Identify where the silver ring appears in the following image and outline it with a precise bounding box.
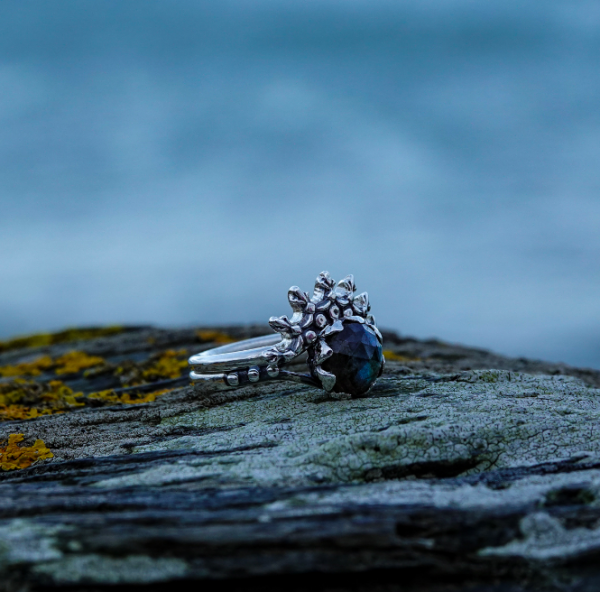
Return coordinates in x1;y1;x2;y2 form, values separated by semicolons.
189;271;385;396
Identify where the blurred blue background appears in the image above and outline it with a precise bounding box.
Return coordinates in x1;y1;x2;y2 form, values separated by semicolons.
1;0;599;367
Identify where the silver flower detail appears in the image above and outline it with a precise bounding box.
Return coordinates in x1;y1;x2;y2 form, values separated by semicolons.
263;271;383;391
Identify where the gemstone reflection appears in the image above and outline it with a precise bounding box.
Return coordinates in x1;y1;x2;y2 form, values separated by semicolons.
318;321;383;396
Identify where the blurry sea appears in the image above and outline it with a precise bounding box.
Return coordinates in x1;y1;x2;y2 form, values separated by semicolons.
1;1;599;367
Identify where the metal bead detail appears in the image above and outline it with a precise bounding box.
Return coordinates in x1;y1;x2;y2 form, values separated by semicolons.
248;366;260;382
315;314;327;328
304;330;317;343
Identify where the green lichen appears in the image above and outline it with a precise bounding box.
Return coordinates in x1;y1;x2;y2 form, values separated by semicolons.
32;554;188;584
93;370;600;490
0;519;66;567
480;512;600;560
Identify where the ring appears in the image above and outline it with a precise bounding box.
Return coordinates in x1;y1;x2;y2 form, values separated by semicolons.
189;271;385;396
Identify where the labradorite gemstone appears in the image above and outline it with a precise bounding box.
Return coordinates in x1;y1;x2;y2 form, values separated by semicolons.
321;321;383;396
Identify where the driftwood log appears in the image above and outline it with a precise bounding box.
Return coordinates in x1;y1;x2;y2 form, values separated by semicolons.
1;325;600;591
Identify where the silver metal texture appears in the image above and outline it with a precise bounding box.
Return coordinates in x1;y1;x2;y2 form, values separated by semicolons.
189;271;384;394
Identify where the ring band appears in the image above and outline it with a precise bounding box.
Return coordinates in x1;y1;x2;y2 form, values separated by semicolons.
189;271;385;396
189;335;316;388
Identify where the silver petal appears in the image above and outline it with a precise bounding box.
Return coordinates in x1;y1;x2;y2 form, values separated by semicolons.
315;299;331;312
312;271;335;303
273;336;304;362
288;286;310;312
276;334;293;351
283;349;299;362
352;304;365;316
290;336;304;353
313;338;333;365
314;365;336;391
345;315;366;324
323;319;344;336
299;314;314;330
352;292;369;316
262;348;279;363
336;274;356;294
368;323;383;343
354;292;369;307
269;315;292;333
289;311;304;325
374;326;383;343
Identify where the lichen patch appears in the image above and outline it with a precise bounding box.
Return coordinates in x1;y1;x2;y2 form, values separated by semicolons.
0;433;53;471
196;330;236;344
0;326;123;354
53;351;106;375
93;370;600;490
0;380;84;421
115;349;189;386
382;350;421;362
32;554;188;584
0;351;105;378
88;388;175;405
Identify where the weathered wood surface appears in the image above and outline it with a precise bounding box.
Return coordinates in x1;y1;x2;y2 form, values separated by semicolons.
1;326;600;592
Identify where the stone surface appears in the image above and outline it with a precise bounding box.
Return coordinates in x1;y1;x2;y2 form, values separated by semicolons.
1;325;600;591
320;321;383;395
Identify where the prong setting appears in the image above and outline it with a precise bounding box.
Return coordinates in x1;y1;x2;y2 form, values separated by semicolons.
265;271;384;395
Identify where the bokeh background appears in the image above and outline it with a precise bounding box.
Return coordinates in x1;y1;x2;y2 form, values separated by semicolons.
1;1;599;367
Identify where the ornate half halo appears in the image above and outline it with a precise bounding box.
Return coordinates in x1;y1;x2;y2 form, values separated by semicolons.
189;271;385;397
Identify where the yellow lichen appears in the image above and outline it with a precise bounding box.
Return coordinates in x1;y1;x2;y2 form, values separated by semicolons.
0;355;53;378
382;350;421;363
142;350;188;381
196;330;236;344
116;349;189;386
0;351;105;378
0;326;123;354
53;351;105;375
88;388;174;405
0;405;54;422
0;433;53;471
0;380;84;421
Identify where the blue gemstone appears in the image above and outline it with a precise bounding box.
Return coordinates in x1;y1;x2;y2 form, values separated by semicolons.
320;321;383;396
